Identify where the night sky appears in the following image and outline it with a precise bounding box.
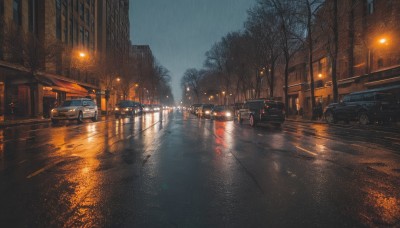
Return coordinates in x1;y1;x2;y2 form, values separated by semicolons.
129;0;255;102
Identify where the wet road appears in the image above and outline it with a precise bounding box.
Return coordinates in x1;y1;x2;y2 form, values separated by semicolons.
0;110;400;227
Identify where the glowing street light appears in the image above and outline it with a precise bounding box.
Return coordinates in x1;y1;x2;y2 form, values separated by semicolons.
318;73;323;78
79;52;87;58
116;77;121;82
379;38;387;44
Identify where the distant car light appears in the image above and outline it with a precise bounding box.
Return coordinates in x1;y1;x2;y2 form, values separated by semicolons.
124;108;130;111
115;107;119;111
225;112;232;117
205;110;210;115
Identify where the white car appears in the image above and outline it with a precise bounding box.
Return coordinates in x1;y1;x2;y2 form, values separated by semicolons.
51;98;98;124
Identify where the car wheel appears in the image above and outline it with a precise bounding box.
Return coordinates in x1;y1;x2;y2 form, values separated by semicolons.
77;112;83;123
273;123;281;128
91;112;98;122
249;115;256;127
51;119;58;124
325;111;337;124
237;114;243;124
359;112;370;125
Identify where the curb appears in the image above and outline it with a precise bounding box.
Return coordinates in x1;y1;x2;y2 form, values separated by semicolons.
285;118;327;125
0;119;51;129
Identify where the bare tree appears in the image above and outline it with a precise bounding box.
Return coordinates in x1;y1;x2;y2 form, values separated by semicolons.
260;0;303;116
181;68;203;103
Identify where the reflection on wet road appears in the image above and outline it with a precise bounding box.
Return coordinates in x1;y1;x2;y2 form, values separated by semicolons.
0;111;399;227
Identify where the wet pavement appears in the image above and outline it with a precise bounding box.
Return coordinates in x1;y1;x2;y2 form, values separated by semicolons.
0;110;399;227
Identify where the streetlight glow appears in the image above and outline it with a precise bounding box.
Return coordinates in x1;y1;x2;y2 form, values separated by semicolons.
379;38;387;44
79;52;86;58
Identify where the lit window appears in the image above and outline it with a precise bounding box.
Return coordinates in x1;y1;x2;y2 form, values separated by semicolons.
13;0;21;25
368;0;374;14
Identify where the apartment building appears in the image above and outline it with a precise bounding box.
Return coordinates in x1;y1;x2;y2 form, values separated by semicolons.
287;0;400;116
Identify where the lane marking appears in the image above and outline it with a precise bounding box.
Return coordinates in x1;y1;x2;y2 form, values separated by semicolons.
18;160;27;165
26;160;64;179
295;146;317;156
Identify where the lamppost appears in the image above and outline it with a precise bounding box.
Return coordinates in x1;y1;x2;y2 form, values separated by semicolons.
367;36;389;74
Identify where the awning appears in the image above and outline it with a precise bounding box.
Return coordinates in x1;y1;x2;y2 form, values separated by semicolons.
51;78;88;95
37;75;89;96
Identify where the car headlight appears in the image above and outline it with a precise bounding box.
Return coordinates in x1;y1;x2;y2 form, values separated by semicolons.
51;109;57;113
125;108;130;111
225;112;232;117
144;108;149;111
115;107;119;111
68;109;76;112
205;110;210;115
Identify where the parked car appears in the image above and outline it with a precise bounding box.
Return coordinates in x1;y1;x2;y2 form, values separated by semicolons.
51;98;98;124
142;104;153;113
324;90;399;125
237;99;285;127
211;105;234;121
190;104;202;115
198;104;214;118
114;100;142;118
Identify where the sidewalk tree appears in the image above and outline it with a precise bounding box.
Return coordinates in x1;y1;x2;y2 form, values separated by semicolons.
181;68;203;103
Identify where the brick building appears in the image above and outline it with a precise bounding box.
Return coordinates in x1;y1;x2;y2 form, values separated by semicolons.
0;0;131;118
287;0;400;117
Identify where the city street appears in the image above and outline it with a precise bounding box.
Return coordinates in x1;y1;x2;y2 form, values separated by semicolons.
0;110;400;227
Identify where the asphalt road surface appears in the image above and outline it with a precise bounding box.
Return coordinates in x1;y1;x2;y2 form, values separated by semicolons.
0;110;399;227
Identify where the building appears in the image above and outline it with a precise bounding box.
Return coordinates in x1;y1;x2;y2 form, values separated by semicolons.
286;0;400;117
0;0;100;119
97;0;130;112
0;0;132;118
131;45;154;104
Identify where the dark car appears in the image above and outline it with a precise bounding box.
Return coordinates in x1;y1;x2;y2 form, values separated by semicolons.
324;90;398;125
190;104;202;115
115;100;142;118
211;105;234;121
198;104;214;118
237;99;285;127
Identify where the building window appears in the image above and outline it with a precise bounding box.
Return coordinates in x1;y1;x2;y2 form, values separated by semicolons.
80;2;84;20
0;0;4;16
377;58;383;68
80;26;84;45
56;0;62;39
13;0;21;25
64;17;68;43
86;8;90;26
28;0;37;33
70;18;73;44
75;20;79;45
85;30;89;47
368;0;374;14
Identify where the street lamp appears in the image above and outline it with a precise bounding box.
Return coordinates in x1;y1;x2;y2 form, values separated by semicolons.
79;52;87;58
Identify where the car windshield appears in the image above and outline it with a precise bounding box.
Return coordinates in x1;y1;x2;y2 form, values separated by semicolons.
375;93;395;102
60;100;82;107
266;102;284;109
117;101;133;107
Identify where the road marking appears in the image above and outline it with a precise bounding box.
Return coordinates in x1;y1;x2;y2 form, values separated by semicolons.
295;146;317;156
26;160;64;179
384;136;400;141
18;160;27;165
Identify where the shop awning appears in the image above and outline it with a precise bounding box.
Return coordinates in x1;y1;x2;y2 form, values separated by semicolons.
50;78;88;95
37;75;89;96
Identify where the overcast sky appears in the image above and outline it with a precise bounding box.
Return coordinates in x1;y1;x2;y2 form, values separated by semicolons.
129;0;255;102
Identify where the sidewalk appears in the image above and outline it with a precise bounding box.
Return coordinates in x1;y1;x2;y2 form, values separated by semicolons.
286;115;327;125
0;117;51;129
